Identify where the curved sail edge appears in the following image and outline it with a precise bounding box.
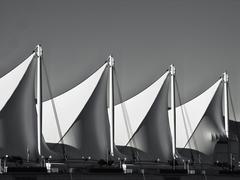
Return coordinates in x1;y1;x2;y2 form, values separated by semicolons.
0;53;35;111
0;58;38;161
42;63;107;143
184;83;225;155
168;79;222;149
60;67;111;160
114;71;170;146
125;75;172;161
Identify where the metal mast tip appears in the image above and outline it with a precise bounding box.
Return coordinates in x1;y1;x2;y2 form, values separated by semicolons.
108;55;114;67
35;45;43;57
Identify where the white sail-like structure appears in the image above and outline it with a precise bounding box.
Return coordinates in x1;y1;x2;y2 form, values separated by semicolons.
114;70;225;157
168;79;222;149
0;53;40;160
0;54;34;111
168;78;226;156
42;63;107;143
114;71;169;146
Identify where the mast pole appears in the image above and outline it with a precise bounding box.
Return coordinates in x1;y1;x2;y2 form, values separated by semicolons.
36;44;43;157
223;72;229;138
108;55;115;157
170;64;176;170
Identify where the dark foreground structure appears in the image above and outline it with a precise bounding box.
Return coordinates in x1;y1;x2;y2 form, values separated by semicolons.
1;169;240;180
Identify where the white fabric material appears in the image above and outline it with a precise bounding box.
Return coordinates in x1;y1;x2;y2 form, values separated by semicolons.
0;54;34;111
113;71;169;146
168;79;222;148
42;63;107;143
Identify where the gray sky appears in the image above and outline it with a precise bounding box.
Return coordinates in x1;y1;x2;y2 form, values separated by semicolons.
0;0;240;119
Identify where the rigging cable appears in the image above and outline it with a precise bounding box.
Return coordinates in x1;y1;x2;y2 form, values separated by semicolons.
175;78;196;162
113;67;133;146
41;57;67;160
113;67;140;161
113;67;146;180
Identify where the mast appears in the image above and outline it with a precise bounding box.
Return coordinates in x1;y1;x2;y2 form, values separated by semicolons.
170;64;176;169
108;55;115;157
36;44;43;156
223;72;229;138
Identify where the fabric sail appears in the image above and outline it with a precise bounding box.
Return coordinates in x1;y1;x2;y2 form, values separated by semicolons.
124;72;172;162
42;63;107;144
114;71;170;147
56;65;116;160
0;53;39;161
184;82;225;155
170;79;225;156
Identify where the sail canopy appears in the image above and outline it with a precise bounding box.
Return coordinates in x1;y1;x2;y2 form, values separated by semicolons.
169;79;225;155
113;71;172;161
0;54;34;111
0;53;39;160
126;72;172;161
57;65;113;159
42;63;107;143
114;71;170;146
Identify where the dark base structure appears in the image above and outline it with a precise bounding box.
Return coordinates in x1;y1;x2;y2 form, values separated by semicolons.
1;160;240;180
2;170;240;180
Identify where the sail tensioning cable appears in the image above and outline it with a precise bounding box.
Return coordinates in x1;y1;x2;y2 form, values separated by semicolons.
113;67;133;146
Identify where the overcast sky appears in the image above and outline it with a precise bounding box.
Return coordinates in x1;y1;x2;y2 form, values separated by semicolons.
0;0;240;119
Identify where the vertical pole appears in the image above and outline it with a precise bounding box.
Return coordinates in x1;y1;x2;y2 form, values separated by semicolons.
108;55;115;157
170;64;176;170
36;45;43;157
223;72;229;138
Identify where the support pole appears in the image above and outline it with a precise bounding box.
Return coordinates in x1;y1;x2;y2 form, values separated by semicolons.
170;64;176;170
36;45;43;157
108;55;115;157
223;72;229;138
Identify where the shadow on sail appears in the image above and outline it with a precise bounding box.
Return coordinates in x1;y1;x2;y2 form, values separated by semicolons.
122;72;173;162
0;51;62;162
0;55;38;161
184;82;225;155
177;79;226;164
42;63;107;144
55;66;123;160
